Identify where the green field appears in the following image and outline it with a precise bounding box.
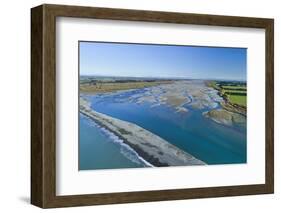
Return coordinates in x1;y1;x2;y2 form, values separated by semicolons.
227;94;246;107
221;85;246;107
207;81;247;107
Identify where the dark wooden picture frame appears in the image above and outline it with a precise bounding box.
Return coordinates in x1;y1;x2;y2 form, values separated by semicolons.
31;4;274;208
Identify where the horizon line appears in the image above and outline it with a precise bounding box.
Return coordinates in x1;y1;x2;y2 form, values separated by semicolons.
80;74;247;82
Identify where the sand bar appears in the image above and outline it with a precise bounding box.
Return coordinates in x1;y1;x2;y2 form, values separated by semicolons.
80;98;205;167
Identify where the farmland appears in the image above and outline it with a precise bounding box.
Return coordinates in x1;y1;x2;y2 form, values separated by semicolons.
80;76;172;94
221;85;247;107
207;81;247;108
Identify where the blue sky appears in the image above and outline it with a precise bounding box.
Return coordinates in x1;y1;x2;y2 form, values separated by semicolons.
79;41;247;81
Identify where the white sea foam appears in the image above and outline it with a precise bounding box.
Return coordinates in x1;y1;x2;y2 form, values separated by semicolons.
83;115;154;167
99;126;154;168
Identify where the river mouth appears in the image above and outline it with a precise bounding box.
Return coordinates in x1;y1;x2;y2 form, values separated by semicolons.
80;80;247;170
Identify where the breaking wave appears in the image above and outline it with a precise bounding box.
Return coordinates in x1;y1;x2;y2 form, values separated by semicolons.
84;115;154;168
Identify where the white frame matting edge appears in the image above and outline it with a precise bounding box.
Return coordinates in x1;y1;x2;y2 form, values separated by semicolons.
56;17;265;196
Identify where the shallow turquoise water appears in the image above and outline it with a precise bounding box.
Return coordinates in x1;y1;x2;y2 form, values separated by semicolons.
79;114;147;170
79;88;246;170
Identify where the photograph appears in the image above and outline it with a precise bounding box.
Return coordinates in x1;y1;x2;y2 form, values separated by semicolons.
30;3;274;208
79;41;247;170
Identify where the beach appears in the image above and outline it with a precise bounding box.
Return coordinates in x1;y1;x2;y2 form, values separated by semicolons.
80;97;206;167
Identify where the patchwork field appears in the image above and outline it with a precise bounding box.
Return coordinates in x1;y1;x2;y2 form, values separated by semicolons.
221;85;247;107
208;81;247;108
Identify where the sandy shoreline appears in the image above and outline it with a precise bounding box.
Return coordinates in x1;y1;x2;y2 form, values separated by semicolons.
80;97;205;167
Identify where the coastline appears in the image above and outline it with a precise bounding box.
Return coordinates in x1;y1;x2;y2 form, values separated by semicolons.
82;115;154;168
80;97;206;167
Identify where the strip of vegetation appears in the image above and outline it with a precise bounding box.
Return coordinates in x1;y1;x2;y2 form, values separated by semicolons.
221;86;246;91
80;78;172;94
224;92;246;96
207;80;247;109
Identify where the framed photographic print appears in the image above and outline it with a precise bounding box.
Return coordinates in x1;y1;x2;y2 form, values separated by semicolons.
31;4;274;208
